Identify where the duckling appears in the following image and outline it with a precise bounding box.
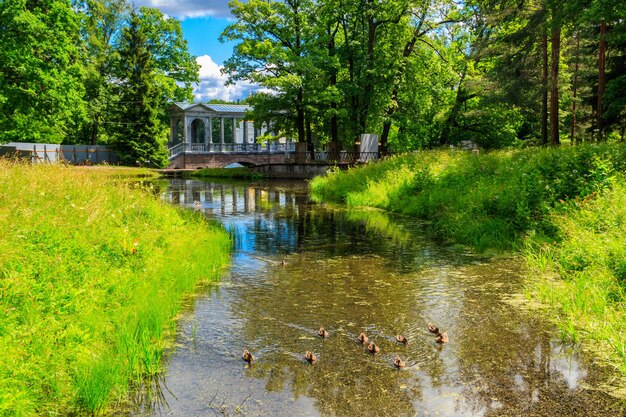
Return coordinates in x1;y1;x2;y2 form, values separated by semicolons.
305;351;317;365
435;332;449;344
358;332;368;345
318;327;329;338
280;259;286;267
428;323;439;334
242;349;254;363
367;342;380;355
393;356;406;369
396;335;409;345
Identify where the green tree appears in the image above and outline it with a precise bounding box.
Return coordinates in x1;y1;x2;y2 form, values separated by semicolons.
112;11;166;167
0;0;85;143
111;7;198;167
74;0;129;145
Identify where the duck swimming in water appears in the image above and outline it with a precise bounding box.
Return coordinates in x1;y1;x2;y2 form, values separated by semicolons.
305;351;317;364
318;327;329;338
436;332;449;344
242;349;254;363
428;323;439;334
368;342;380;355
358;332;368;345
396;335;409;345
393;356;406;369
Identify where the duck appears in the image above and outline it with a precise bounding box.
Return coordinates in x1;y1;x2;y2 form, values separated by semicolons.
428;323;439;334
436;332;449;344
393;356;406;369
318;327;329;338
396;335;409;345
280;259;286;267
367;342;380;355
358;332;368;345
242;349;254;363
305;351;317;365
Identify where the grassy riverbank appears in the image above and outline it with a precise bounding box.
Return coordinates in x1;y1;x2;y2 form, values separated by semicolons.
186;167;267;179
0;161;230;416
310;143;626;373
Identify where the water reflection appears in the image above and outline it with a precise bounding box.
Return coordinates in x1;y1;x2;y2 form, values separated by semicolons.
139;179;623;417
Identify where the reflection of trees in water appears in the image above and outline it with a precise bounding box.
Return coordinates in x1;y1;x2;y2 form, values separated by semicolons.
449;262;621;417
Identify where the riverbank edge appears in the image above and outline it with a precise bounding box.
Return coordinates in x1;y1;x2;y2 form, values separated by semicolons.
0;162;231;416
309;144;626;379
183;167;268;180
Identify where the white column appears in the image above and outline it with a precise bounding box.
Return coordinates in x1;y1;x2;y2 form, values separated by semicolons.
183;116;190;144
204;117;210;147
220;117;225;145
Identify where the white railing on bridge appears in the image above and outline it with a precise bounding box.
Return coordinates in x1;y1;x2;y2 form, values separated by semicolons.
169;142;296;159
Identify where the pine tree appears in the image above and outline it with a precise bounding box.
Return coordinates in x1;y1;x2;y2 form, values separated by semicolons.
112;11;167;167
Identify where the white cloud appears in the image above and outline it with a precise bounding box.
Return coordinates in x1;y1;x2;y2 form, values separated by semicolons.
133;0;232;19
194;55;271;102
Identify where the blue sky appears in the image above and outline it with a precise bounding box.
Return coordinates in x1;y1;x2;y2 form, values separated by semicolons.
134;0;261;102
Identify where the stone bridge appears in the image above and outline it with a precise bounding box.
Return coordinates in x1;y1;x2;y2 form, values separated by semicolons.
166;143;380;178
167;142;299;169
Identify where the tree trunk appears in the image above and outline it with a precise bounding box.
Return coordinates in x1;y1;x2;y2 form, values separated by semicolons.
440;71;468;145
379;18;423;151
570;33;580;145
91;114;99;145
296;88;305;143
550;25;560;146
305;112;314;160
541;25;549;146
597;20;606;141
328;25;339;147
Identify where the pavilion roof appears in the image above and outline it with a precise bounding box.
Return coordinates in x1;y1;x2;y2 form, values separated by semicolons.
172;102;252;114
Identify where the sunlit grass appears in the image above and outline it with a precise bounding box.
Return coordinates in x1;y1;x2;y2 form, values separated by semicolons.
525;182;626;373
0;161;230;415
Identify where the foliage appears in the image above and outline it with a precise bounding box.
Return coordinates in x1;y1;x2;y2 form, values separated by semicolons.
310;143;626;251
0;1;198;165
111;11;167;167
0;161;230;415
0;0;86;143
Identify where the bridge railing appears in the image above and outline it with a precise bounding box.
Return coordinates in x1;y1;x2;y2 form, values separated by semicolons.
169;142;297;159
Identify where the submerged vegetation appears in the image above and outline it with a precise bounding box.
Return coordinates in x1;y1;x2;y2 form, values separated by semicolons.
0;161;230;415
310;143;626;373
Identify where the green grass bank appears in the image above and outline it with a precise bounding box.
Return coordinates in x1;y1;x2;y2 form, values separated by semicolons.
0;161;230;416
185;167;267;179
310;143;626;373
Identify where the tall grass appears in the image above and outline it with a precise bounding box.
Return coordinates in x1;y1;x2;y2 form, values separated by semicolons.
525;182;626;373
0;161;230;416
311;144;626;251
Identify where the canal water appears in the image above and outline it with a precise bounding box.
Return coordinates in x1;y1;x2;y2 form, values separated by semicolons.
137;178;624;416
